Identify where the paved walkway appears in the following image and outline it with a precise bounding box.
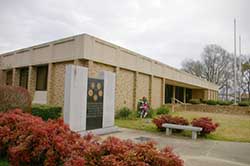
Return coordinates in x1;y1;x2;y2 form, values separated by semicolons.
101;128;250;166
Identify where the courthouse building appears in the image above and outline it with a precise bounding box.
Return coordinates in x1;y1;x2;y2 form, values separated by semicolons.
0;34;218;110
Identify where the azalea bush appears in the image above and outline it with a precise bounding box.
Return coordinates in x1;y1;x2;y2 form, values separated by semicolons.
152;115;189;131
0;109;183;166
0;85;31;113
191;117;219;136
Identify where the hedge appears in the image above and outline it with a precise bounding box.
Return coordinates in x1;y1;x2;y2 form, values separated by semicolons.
156;105;170;115
217;100;232;106
206;100;217;105
188;99;200;104
32;104;62;120
238;101;250;107
0;109;184;166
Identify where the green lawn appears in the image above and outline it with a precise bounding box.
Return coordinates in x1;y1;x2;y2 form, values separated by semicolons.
115;111;250;142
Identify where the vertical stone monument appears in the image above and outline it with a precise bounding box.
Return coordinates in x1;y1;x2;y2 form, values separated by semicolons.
63;65;117;135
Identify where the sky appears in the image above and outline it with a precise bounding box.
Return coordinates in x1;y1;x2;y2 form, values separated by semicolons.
0;0;249;69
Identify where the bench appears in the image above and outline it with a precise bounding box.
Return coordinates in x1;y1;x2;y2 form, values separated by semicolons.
162;123;202;140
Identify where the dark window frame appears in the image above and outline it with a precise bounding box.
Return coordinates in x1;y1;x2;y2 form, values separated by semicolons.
36;65;48;91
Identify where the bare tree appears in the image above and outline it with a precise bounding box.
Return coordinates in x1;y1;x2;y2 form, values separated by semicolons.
182;44;232;91
241;56;250;101
181;59;204;78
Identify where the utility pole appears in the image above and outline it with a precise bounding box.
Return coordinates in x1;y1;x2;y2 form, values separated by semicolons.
234;19;237;104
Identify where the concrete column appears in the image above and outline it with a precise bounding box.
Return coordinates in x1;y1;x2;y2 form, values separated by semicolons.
47;63;53;104
64;65;88;132
184;87;186;103
162;78;165;105
12;68;15;86
99;71;116;128
28;66;36;99
149;75;153;104
28;66;32;92
134;71;139;110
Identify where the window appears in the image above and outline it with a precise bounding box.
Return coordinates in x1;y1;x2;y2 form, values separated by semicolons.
165;84;173;103
186;88;192;103
19;68;29;88
176;86;184;102
36;66;48;91
6;70;12;85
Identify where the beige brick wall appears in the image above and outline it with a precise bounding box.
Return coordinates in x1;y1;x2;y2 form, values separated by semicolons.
192;89;204;100
115;68;135;110
151;76;162;109
88;61;115;78
137;73;150;102
51;61;73;106
193;89;218;100
74;59;88;66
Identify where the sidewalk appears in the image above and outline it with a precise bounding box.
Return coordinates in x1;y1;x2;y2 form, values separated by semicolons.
101;128;250;166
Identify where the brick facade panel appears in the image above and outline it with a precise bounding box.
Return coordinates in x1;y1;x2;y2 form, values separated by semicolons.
115;69;135;111
51;61;73;106
137;73;150;102
151;77;162;109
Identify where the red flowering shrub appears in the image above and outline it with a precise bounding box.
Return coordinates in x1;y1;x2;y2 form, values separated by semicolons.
0;109;84;165
0;85;31;113
152;115;189;131
0;109;184;166
191;117;219;136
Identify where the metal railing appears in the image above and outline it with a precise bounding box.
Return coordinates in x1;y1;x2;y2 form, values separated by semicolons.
171;98;186;112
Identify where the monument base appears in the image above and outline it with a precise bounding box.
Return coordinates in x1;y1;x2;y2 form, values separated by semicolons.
79;126;119;136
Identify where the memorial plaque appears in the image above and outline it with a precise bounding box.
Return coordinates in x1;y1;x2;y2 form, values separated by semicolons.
86;78;104;130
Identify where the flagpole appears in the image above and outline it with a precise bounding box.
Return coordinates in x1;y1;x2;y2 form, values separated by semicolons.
234;19;237;104
239;35;242;102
